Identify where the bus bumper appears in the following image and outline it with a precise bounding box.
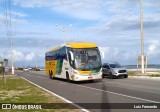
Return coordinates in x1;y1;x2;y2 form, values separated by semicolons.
72;74;102;81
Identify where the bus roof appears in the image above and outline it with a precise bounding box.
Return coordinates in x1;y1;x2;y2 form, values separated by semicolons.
46;42;97;53
66;42;97;48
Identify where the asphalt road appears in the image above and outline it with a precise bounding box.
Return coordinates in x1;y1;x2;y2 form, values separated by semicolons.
16;71;160;112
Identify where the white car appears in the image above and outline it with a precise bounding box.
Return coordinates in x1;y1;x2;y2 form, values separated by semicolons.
23;68;29;72
102;62;128;79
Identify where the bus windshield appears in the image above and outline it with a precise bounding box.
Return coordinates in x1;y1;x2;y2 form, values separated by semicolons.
71;48;101;70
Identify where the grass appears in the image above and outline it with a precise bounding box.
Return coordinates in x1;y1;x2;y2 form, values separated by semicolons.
0;72;12;75
128;71;160;77
0;77;80;112
149;74;160;77
128;71;137;76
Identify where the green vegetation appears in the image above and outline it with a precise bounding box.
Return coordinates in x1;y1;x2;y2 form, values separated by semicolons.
149;74;160;77
128;71;137;76
0;77;80;112
128;71;160;77
0;71;11;75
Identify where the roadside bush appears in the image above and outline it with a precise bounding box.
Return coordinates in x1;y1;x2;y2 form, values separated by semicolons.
0;67;4;74
150;74;160;77
17;67;24;71
128;71;136;76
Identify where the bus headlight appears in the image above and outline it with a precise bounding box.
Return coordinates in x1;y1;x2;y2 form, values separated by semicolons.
73;70;78;74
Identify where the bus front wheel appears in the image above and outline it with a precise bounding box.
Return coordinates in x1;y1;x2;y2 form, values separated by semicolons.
66;72;71;83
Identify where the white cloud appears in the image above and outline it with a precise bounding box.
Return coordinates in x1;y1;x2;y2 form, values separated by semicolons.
13;0;51;8
12;0;160;30
13;50;24;61
6;50;35;61
13;0;104;20
99;47;110;55
99;47;120;60
25;52;34;61
123;52;137;61
0;14;27;25
99;46;138;64
147;40;160;58
11;11;27;17
7;0;160;65
149;44;156;52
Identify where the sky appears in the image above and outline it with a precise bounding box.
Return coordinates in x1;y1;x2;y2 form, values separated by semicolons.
0;0;160;67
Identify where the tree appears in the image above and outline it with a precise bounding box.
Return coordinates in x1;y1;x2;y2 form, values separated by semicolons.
3;59;8;67
0;61;3;67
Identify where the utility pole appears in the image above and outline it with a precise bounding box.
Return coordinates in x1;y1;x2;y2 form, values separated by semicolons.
140;0;145;73
9;34;14;74
34;42;38;69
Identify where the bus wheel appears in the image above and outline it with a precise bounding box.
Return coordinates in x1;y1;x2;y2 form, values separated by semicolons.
49;71;53;79
66;72;71;83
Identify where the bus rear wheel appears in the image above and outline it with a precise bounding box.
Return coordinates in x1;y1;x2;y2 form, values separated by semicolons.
49;71;53;79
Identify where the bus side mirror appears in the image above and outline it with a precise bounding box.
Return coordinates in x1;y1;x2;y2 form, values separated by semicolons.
100;50;105;59
69;51;74;61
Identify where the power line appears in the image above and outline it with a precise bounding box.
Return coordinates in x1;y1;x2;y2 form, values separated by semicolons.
2;0;14;74
8;0;12;35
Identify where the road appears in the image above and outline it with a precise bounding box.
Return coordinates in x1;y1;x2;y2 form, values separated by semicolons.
16;71;160;112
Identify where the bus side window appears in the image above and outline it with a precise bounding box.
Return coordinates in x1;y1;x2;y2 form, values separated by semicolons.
62;47;67;60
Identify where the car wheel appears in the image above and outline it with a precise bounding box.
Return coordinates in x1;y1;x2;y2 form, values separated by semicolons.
124;75;128;78
109;72;114;79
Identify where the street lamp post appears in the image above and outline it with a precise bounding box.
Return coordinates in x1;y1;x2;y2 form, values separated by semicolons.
9;34;14;74
55;24;72;44
55;24;66;44
140;0;145;73
34;42;38;69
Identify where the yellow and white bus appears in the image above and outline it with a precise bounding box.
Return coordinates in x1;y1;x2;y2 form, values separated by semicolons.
45;42;102;82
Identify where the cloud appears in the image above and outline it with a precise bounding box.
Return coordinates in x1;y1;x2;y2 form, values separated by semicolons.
0;14;27;25
13;50;24;61
13;0;104;20
5;50;35;61
6;0;160;66
25;52;34;61
12;0;160;31
11;11;27;17
99;46;138;64
13;0;51;8
147;40;160;58
12;0;136;21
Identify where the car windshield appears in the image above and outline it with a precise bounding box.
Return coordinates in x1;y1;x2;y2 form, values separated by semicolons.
109;63;122;68
72;48;101;70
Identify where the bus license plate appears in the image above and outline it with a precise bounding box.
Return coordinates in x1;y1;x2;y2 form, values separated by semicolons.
88;76;93;79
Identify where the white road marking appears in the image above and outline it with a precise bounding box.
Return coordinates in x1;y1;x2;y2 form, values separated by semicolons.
21;72;160;103
20;76;89;112
73;84;160;103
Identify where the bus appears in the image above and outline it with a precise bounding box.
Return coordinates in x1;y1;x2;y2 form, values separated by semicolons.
45;42;103;82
